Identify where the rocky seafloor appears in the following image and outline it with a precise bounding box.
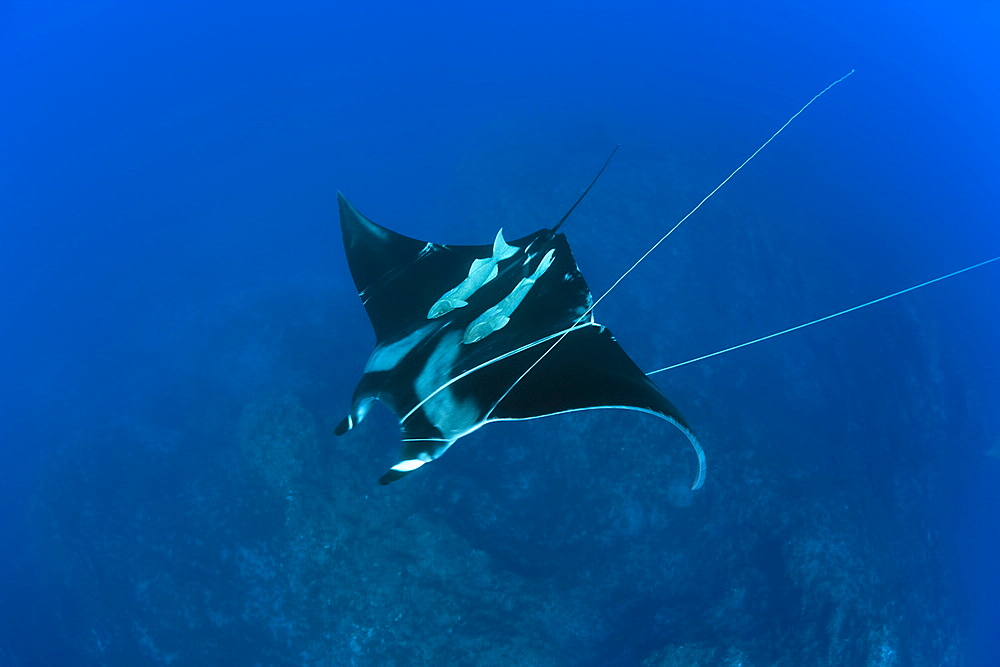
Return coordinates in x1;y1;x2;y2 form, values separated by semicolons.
31;294;967;666
24;153;973;665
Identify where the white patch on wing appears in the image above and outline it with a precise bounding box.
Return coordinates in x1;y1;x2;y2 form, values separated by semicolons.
403;322;597;425
362;220;391;243
414;331;480;439
365;324;435;373
390;459;426;472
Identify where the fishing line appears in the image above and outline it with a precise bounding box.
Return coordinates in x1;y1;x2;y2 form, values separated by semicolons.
646;254;1000;375
491;70;856;416
588;69;855;317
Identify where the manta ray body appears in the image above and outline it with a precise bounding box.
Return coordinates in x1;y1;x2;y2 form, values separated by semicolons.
334;192;706;489
332;72;1000;493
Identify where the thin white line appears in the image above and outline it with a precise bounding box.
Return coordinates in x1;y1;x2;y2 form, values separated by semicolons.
402;322;596;424
647;254;1000;374
487;404;706;490
592;69;856;320
488;70;856;418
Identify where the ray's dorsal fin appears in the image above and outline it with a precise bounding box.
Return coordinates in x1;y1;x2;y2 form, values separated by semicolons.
551;144;620;233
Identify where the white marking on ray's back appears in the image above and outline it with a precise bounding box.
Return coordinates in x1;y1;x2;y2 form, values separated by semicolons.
401;321;595;426
414;331;481;440
364;324;437;373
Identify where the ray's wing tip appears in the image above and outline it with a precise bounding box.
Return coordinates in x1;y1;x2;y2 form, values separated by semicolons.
338;191;364;224
378;469;407;485
337;191;352;213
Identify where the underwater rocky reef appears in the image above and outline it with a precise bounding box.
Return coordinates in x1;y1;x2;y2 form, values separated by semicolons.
30;276;966;666
25;151;971;666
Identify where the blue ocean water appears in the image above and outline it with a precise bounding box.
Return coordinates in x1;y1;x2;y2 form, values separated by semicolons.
2;1;998;665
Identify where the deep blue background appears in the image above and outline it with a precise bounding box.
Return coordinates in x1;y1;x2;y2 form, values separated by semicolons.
2;1;998;665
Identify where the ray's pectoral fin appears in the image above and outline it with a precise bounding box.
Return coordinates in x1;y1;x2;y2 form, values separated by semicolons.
487;323;707;490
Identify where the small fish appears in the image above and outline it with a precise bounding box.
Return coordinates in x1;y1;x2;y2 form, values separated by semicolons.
463;248;556;344
427;229;518;319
